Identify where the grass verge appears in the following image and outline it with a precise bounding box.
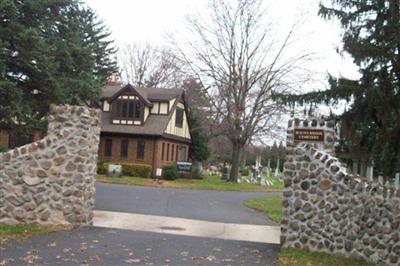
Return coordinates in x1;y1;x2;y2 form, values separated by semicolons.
244;196;282;223
0;224;69;241
96;174;281;192
278;248;375;266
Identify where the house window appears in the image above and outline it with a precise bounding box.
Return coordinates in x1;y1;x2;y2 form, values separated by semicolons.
116;99;141;120
162;142;165;161
166;143;170;161
175;108;184;128
137;140;145;160
171;144;175;161
120;139;128;158
105;139;112;157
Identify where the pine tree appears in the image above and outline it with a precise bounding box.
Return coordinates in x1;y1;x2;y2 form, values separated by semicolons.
0;0;117;131
188;108;210;162
278;0;400;177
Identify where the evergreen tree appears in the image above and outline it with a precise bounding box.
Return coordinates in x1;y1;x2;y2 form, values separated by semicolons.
188;108;210;162
278;0;400;177
0;0;117;131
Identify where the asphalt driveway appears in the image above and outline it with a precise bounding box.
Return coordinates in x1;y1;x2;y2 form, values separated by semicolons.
95;183;281;225
0;227;280;265
0;184;281;265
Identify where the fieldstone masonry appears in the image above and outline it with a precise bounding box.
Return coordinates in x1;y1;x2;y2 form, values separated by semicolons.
282;118;400;265
0;105;101;225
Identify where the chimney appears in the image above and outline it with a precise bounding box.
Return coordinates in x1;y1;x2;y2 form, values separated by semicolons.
108;73;119;86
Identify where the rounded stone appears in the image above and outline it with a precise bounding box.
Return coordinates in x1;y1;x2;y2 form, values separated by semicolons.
23;176;43;186
319;179;332;190
37;170;48;178
283;190;293;197
65;162;77;172
300;181;310;191
293;199;302;210
302;203;312;212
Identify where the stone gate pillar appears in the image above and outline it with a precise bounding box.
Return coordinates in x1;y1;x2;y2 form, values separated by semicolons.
0;105;101;225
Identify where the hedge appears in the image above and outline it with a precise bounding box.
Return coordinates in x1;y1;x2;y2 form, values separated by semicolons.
121;163;152;178
97;162;152;178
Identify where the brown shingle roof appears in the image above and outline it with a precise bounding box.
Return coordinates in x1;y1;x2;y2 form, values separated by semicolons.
101;112;170;136
101;84;182;102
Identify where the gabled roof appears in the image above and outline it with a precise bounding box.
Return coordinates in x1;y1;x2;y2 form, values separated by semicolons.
108;84;152;106
99;84;189;140
101;84;183;103
101;112;169;136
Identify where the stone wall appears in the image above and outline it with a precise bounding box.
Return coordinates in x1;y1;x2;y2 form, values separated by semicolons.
282;119;400;265
0;105;101;225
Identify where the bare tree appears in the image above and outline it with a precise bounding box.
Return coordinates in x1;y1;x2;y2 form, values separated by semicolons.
171;0;312;181
119;43;185;88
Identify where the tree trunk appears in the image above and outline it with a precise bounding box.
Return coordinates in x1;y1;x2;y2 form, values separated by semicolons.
229;141;241;182
240;148;247;169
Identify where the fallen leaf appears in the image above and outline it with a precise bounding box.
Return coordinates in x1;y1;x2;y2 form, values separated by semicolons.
180;251;189;257
206;255;216;261
63;248;72;253
125;258;141;264
48;242;57;247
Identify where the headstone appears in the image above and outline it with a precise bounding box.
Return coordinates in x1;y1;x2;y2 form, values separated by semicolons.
395;172;399;189
107;164;122;177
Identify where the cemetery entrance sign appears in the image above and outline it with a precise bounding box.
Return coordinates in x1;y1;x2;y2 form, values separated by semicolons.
294;128;324;142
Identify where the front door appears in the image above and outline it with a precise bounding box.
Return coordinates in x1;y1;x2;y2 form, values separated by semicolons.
177;145;187;161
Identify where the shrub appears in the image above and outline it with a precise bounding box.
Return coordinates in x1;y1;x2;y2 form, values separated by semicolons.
0;146;7;153
97;162;108;175
240;168;250;176
162;165;178;180
121;163;151;178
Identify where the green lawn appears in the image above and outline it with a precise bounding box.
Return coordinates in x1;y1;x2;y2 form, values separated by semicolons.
96;174;282;192
0;224;68;241
244;196;282;223
279;248;375;266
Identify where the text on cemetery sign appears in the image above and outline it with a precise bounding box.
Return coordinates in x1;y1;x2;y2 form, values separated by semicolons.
294;129;324;142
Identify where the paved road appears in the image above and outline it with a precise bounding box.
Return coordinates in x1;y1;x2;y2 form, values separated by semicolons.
0;227;280;266
95;183;281;225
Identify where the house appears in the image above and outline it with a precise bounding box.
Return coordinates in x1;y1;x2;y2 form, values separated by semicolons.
98;83;192;177
0;130;42;150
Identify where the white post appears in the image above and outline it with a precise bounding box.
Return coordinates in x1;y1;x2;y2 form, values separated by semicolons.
366;160;374;182
378;175;384;185
395;172;399;189
275;159;280;177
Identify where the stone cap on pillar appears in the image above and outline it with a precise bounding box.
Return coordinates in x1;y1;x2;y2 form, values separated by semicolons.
286;118;335;155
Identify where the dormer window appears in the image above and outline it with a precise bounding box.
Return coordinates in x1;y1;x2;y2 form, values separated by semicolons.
116;99;141;119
